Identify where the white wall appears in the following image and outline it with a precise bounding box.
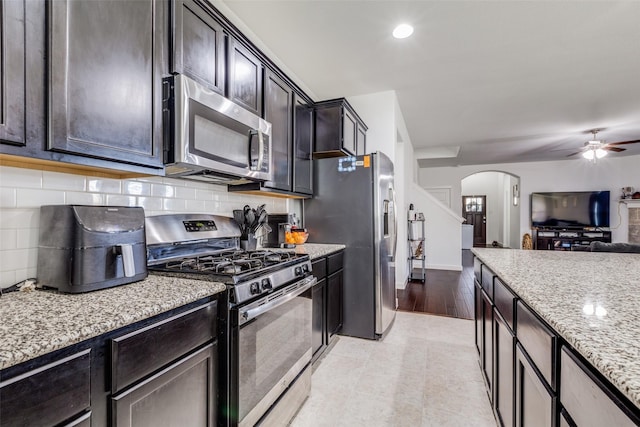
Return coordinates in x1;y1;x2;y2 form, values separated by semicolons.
419;154;640;243
0;166;291;288
347;91;397;162
461;171;521;247
462;172;502;246
409;183;464;271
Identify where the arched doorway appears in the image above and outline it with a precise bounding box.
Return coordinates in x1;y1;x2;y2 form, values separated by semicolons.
461;171;521;248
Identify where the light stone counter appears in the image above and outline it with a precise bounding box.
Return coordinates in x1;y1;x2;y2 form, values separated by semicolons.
268;243;345;260
291;243;345;260
472;248;640;409
0;275;226;370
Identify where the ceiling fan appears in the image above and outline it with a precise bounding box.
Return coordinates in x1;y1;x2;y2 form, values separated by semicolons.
568;130;640;161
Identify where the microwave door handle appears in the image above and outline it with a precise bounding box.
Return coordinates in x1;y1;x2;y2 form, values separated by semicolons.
248;130;265;172
257;130;265;171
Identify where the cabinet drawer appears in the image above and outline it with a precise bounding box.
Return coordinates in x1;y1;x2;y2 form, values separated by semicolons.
473;257;482;284
560;347;638;426
111;301;216;393
312;257;327;279
0;349;91;427
327;251;344;275
494;277;516;331
516;301;557;390
481;264;494;299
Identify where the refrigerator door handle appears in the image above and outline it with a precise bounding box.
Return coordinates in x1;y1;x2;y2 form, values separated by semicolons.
390;186;398;261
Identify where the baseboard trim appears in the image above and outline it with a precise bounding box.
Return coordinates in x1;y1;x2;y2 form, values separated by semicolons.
426;264;463;272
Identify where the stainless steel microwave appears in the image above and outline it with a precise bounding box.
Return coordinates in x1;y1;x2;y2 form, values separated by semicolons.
164;74;272;184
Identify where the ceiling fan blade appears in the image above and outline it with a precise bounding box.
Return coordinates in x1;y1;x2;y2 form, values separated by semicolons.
608;139;640;146
604;146;626;152
566;151;583;157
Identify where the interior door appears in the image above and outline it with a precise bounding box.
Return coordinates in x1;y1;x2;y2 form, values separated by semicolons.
463;195;487;247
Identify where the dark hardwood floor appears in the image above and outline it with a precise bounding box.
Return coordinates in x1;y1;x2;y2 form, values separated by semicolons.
397;250;474;320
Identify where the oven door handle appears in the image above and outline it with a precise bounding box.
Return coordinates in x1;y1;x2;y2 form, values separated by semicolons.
241;277;316;323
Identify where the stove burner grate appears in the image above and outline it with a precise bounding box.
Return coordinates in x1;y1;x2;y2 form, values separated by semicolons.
161;249;298;275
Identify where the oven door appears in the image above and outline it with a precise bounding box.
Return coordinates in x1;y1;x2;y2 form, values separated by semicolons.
233;276;314;427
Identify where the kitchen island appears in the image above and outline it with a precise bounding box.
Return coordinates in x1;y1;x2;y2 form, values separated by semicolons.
472;247;640;424
0;275;226;370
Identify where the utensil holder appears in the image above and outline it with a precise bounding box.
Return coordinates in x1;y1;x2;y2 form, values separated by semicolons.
240;234;257;251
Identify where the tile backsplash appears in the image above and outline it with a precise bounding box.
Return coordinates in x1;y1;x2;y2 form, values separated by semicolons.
0;165;291;288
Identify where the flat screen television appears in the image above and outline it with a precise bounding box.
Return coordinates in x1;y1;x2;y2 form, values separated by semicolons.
530;191;610;229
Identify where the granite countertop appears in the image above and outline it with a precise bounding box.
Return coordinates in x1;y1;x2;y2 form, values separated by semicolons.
270;243;346;260
472;248;640;409
0;276;226;370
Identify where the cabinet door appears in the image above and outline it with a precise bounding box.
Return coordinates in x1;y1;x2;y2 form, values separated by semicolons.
48;0;165;168
293;93;313;195
515;344;555;427
172;0;225;94
228;37;262;116
0;0;26;146
0;349;91;427
474;281;483;356
494;312;515;427
312;278;327;358
342;108;357;155
327;270;343;338
482;289;493;399
356;123;366;155
560;347;638;427
112;343;216;427
263;69;292;191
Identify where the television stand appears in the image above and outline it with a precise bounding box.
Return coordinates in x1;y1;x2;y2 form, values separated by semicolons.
533;229;612;251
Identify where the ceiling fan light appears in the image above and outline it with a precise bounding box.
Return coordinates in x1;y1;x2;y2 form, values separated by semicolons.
595;148;607;159
582;150;595;160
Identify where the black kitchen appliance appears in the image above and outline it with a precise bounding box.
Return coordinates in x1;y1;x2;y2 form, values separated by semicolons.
145;214;314;427
263;213;295;248
37;205;148;293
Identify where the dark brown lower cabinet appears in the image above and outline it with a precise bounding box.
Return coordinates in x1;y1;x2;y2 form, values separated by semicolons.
494;311;515;427
515;344;555;427
327;269;343;338
482;289;493;399
559;409;573;427
111;343;216;427
474;281;483;356
312;277;327;359
0;349;91;427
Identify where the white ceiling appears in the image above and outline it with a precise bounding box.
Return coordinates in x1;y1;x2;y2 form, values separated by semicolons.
220;0;640;167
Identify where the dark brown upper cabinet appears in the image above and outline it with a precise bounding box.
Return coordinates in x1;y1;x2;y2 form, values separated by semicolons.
314;98;367;158
171;0;225;95
48;0;166;169
227;37;263;117
293;93;313;195
0;0;27;146
263;69;293;191
356;122;367;155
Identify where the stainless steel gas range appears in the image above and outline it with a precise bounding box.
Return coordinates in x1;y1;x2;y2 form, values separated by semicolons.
146;214;314;427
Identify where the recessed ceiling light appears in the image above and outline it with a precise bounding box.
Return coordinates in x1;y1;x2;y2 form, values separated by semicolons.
392;23;414;39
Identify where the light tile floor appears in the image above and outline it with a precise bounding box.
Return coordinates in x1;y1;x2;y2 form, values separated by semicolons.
291;312;497;427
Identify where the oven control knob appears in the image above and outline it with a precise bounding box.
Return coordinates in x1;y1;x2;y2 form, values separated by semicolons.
302;264;309;273
295;266;303;276
261;279;272;291
250;282;261;295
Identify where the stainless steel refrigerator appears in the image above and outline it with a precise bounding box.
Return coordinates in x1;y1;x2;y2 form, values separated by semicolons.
305;151;397;340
